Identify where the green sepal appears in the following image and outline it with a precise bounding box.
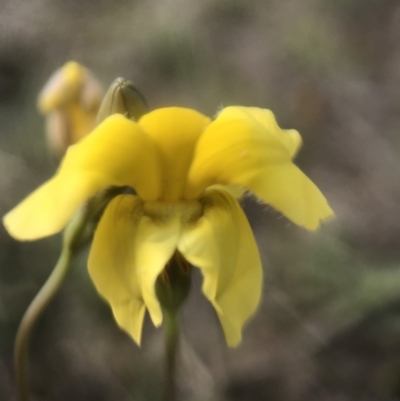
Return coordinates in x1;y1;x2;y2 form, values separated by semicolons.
155;252;191;312
96;78;149;124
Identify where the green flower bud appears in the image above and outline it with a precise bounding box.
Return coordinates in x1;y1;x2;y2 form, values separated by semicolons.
155;252;191;312
96;78;149;124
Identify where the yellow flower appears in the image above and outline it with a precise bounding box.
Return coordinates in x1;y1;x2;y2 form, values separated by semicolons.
38;61;104;157
3;107;333;346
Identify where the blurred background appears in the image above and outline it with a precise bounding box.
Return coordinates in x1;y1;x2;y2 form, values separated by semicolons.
1;0;400;400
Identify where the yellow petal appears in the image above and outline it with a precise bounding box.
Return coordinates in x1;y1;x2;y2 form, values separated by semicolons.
45;111;70;156
38;61;84;113
139;108;211;201
88;195;181;345
38;62;104;157
187;106;333;230
59;103;97;145
79;67;104;112
178;188;262;347
247;163;333;230
207;184;246;199
239;107;302;157
3;173;106;241
3;114;161;240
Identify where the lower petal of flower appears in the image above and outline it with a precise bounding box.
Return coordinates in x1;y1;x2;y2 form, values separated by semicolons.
178;188;262;347
88;194;181;345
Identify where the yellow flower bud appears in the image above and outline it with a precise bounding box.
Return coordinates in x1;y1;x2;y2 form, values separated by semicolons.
38;61;104;158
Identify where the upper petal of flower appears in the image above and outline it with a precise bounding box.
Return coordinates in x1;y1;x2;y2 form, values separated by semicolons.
187;106;333;230
38;61;85;113
139;107;211;201
3;114;161;240
239;107;302;157
88;194;182;345
178;188;262;347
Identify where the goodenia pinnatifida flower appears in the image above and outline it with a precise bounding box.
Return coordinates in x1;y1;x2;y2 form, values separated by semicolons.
3;106;333;347
38;61;104;157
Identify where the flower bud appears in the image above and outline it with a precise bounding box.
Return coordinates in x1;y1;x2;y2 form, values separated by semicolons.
38;61;104;158
155;252;191;312
96;78;149;124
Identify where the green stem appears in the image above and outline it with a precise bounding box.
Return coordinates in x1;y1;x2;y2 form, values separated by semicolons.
164;309;180;401
14;245;73;401
13;187;126;401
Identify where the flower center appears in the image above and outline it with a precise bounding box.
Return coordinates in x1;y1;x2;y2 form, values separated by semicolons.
143;199;203;224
